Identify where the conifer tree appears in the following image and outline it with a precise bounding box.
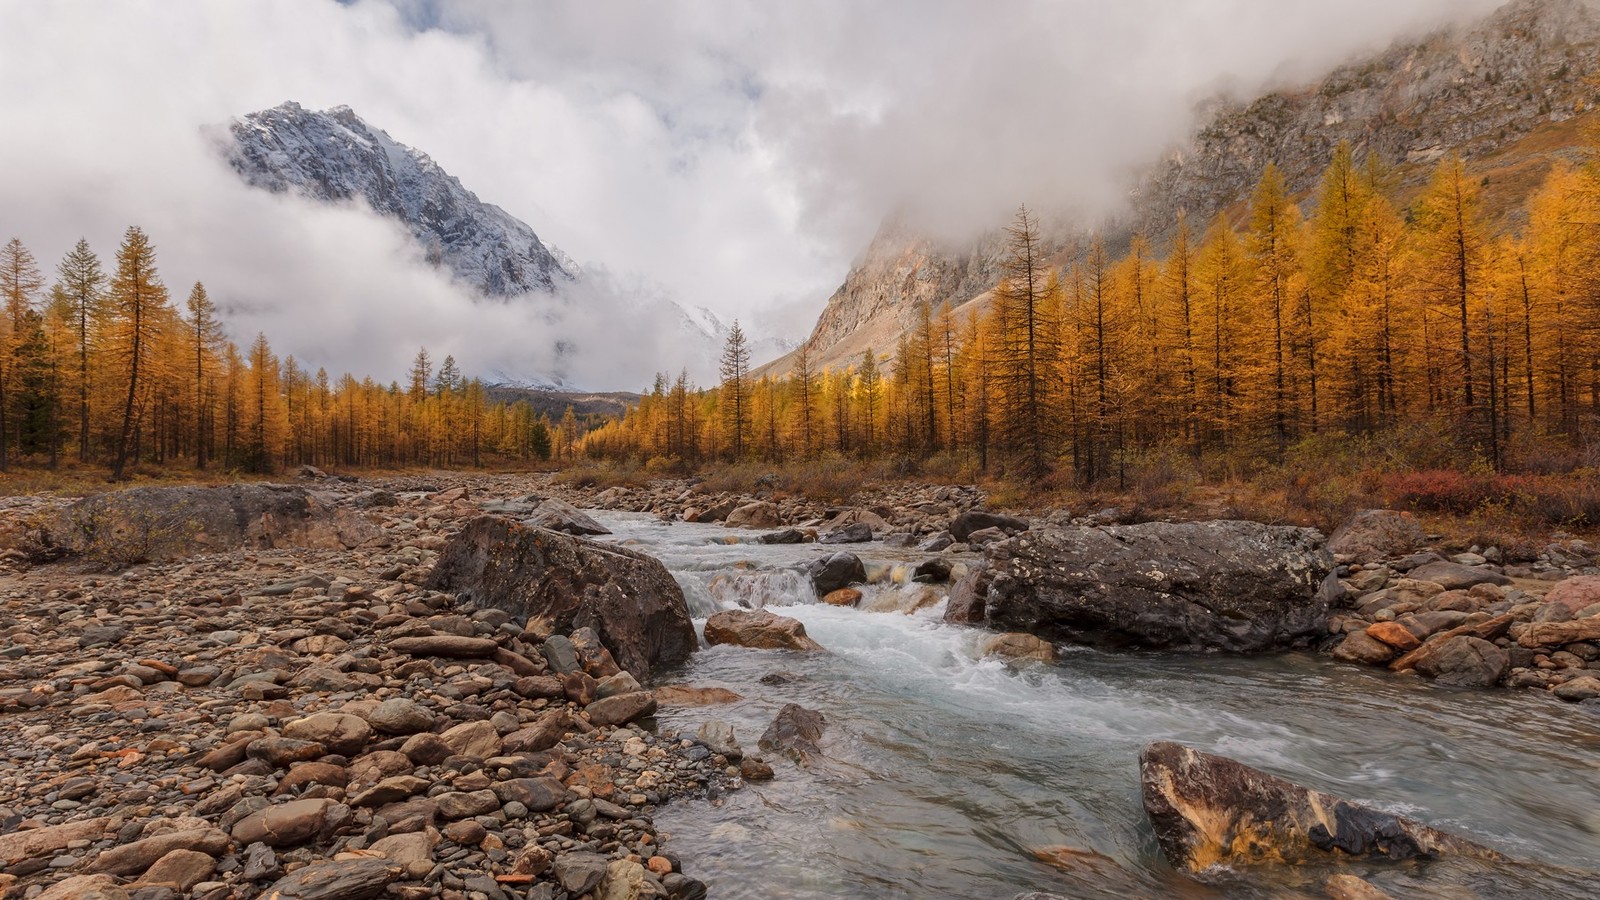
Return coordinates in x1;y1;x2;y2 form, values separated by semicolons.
106;226;169;481
49;239;106;463
719;321;751;459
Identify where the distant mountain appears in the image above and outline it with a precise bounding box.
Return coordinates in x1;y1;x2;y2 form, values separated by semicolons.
772;0;1600;376
224;101;577;296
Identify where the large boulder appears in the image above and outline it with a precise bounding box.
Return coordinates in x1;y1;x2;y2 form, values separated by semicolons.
34;484;376;565
1411;635;1509;688
523;498;610;536
1140;741;1499;873
703;609;824;651
952;522;1332;652
1406;561;1511;590
1325;509;1425;564
425;516;697;680
725;501;783;529
807;551;866;596
950;510;1029;543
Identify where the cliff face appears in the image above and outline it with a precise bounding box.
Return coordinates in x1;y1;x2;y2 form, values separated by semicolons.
778;0;1600;374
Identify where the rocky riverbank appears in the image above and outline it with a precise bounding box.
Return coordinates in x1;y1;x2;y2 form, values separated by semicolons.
2;470;1597;899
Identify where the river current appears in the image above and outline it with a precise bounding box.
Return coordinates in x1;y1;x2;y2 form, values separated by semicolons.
588;511;1600;899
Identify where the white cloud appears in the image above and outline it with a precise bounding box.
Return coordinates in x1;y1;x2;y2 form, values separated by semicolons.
0;0;1507;389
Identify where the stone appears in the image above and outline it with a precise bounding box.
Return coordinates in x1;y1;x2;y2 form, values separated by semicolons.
654;685;742;706
758;528;806;545
399;732;453;766
42;483;376;564
944;567;988;625
231;799;345;847
585;691;659;726
366;698;434;735
595;670;642;698
553;852;610;895
704;609;825;651
960;521;1332;652
739;757;775;781
1139;741;1499;873
1412;635;1510;688
1406;561;1511;590
368;831;438;867
822;587;862;607
1545;576;1600;615
1325;874;1397;900
259;859;395;900
0;816;112;866
758;703;826;764
1518;616;1600;648
980;632;1056;663
493;777;567;812
598;859;652;900
136;849;217;891
725;501;783;529
1331;630;1395;666
1325;509;1425;564
442;819;486;844
1365;621;1421;652
387;635;500;658
439;720;502;758
820;522;873;544
435;790;499;820
502;710;584;753
426;516;697;680
1553;676;1600;702
964;526;1009;547
349;775;429;807
523;498;611;536
35;875;129;900
950;510;1029;542
283;713;373;756
90;827;230;876
248;737;326;767
697;721;741;759
807;551;866;596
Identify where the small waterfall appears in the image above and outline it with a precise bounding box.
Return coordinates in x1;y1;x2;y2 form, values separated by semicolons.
680;567;817;613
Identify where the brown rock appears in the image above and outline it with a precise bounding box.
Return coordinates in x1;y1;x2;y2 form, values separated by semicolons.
1518;616;1600;649
1325;874;1396;900
91;827;230;876
248;737;327;768
0;816;111;866
1139;741;1499;872
231;798;346;847
276;762;349;794
1365;621;1421;652
399;732;453;766
388;635;500;658
136;848;217;890
822;588;862;607
585;691;658;726
653;685;742;706
1331;630;1394;666
260;858;396;900
1553;675;1600;702
1411;635;1510;688
979;632;1056;663
284;713;373;756
704;609;825;652
1326;509;1425;564
758;703;826;764
1545;576;1600;615
439;720;502;759
36;875;129;900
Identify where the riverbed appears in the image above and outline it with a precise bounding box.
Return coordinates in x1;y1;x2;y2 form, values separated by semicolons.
594;511;1600;898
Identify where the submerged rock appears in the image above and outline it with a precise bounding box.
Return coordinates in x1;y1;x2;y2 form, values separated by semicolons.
952;521;1331;652
758;703;826;764
1139;741;1499;873
426;515;697;680
703;609;825;652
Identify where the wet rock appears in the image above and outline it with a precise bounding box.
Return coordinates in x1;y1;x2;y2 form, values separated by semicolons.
585;691;659;726
968;522;1332;652
980;632;1056;663
1553;676;1600;702
1364;621;1421;652
821;522;874;544
950;510;1029;542
426;516;697;680
597;858;653;900
822;587;862;607
1412;635;1510;688
704;609;825;652
1406;560;1511;590
554;852;610;895
806;551;866;596
725;501;782;529
654;685;742;706
1324;874;1396;900
758;528;806;545
758;703;826;764
523;497;611;536
259;858;396;900
1326;509;1425;565
696;721;741;759
1139;741;1499;873
1331;630;1395;666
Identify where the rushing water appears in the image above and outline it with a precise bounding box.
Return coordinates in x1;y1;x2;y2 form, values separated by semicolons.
591;511;1600;899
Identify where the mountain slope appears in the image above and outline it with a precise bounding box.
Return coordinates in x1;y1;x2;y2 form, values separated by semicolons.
224;101;577;297
775;0;1600;376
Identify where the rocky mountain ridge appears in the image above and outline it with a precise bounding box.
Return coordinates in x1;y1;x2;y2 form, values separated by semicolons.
773;0;1600;376
224;102;577;297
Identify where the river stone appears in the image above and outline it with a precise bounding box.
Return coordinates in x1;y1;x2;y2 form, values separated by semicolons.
554;852;611;895
1412;635;1509;687
1518;616;1600;648
759;528;806;545
367;698;434;734
725;501;783;529
950;510;1029;542
1331;630;1395;666
35;875;128;900
697;721;741;759
1545;576;1600;615
40;483;376;564
1553;676;1600;702
1139;741;1499;872
439;720;502;758
1325;874;1398;900
89;826;230;875
822;588;862;607
492;777;568;812
758;703;826;764
980;632;1056;663
232;799;346;847
523;497;611;536
704;609;824;652
1365;621;1421;652
598;859;652;900
283;713;372;756
387;634;499;658
585;691;658;726
135;848;217;891
807;551;866;596
1406;561;1511;590
0;817;112;866
957;521;1332;652
426;516;697;680
820;522;874;544
260;858;395;900
1326;509;1425;564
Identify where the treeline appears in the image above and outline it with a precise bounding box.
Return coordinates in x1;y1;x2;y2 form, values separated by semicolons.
0;227;578;477
585;142;1600;483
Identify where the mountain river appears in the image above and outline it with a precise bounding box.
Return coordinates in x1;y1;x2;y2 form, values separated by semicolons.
587;511;1600;899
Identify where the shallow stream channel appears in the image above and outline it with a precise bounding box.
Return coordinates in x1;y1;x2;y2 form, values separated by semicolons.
587;511;1600;899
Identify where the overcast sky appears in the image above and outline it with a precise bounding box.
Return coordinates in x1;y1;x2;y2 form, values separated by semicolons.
0;0;1503;389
